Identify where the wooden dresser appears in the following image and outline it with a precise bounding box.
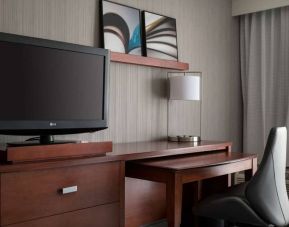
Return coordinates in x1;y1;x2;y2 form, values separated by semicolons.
0;142;124;227
0;140;253;227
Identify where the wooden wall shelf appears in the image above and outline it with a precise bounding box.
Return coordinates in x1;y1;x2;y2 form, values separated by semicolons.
110;52;189;71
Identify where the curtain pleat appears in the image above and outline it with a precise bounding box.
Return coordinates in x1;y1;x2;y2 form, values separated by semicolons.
241;7;289;165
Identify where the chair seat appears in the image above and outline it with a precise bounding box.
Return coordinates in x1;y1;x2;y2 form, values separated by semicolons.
194;183;270;227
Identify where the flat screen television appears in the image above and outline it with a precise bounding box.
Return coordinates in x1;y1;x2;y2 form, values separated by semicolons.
0;32;109;145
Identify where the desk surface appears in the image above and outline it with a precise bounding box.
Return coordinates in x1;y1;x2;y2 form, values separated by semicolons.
109;140;232;161
0;140;233;173
128;151;256;170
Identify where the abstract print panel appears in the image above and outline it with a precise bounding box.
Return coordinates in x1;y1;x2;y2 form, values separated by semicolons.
101;0;142;56
143;11;178;61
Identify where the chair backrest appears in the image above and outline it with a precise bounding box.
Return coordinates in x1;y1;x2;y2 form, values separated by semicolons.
246;127;289;226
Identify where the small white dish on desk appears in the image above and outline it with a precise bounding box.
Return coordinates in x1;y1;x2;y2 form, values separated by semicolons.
168;135;201;142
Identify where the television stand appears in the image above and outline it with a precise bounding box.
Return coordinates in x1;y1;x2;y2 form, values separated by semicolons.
1;141;113;163
39;135;56;144
7;135;80;147
0;142;122;227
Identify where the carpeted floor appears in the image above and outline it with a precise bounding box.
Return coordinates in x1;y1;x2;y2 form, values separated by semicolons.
141;219;167;227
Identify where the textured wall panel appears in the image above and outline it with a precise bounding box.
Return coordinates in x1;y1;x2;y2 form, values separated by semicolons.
0;0;242;151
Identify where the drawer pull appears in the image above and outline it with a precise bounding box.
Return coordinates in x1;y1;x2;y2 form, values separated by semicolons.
61;186;78;194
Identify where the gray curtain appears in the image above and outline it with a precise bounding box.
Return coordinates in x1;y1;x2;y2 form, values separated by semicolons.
240;7;289;164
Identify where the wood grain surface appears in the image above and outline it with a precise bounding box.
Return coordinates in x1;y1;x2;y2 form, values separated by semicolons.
6;141;112;163
110;52;189;70
6;203;120;227
1;162;121;225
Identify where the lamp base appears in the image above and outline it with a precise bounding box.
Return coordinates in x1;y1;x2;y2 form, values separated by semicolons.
168;135;201;142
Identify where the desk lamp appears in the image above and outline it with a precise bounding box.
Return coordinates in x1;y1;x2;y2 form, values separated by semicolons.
168;72;202;142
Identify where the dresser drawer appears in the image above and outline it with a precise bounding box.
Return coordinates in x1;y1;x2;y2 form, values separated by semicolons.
1;161;121;226
7;203;120;227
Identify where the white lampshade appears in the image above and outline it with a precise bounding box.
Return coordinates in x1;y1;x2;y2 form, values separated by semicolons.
169;75;201;101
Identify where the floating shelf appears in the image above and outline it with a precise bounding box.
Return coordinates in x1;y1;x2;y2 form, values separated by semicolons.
110;52;189;71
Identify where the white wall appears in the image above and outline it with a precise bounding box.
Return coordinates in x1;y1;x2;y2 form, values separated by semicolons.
232;0;289;16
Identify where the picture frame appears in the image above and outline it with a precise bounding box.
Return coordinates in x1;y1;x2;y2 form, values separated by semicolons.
142;11;178;61
100;0;143;56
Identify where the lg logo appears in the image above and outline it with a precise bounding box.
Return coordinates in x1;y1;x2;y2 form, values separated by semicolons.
49;122;57;127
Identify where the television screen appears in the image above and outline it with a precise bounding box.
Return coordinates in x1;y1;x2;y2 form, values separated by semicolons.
0;32;109;139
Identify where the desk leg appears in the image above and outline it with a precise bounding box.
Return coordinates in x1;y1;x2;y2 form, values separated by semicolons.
166;173;183;227
245;157;258;181
182;182;200;227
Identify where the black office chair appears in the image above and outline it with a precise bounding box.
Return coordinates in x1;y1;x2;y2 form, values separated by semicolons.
193;127;289;227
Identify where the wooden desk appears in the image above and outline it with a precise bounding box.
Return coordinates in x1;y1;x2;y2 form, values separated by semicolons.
111;140;233;227
126;151;257;227
0;140;256;227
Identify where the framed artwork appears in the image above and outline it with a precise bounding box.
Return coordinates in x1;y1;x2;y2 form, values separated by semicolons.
101;0;142;56
142;11;178;61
